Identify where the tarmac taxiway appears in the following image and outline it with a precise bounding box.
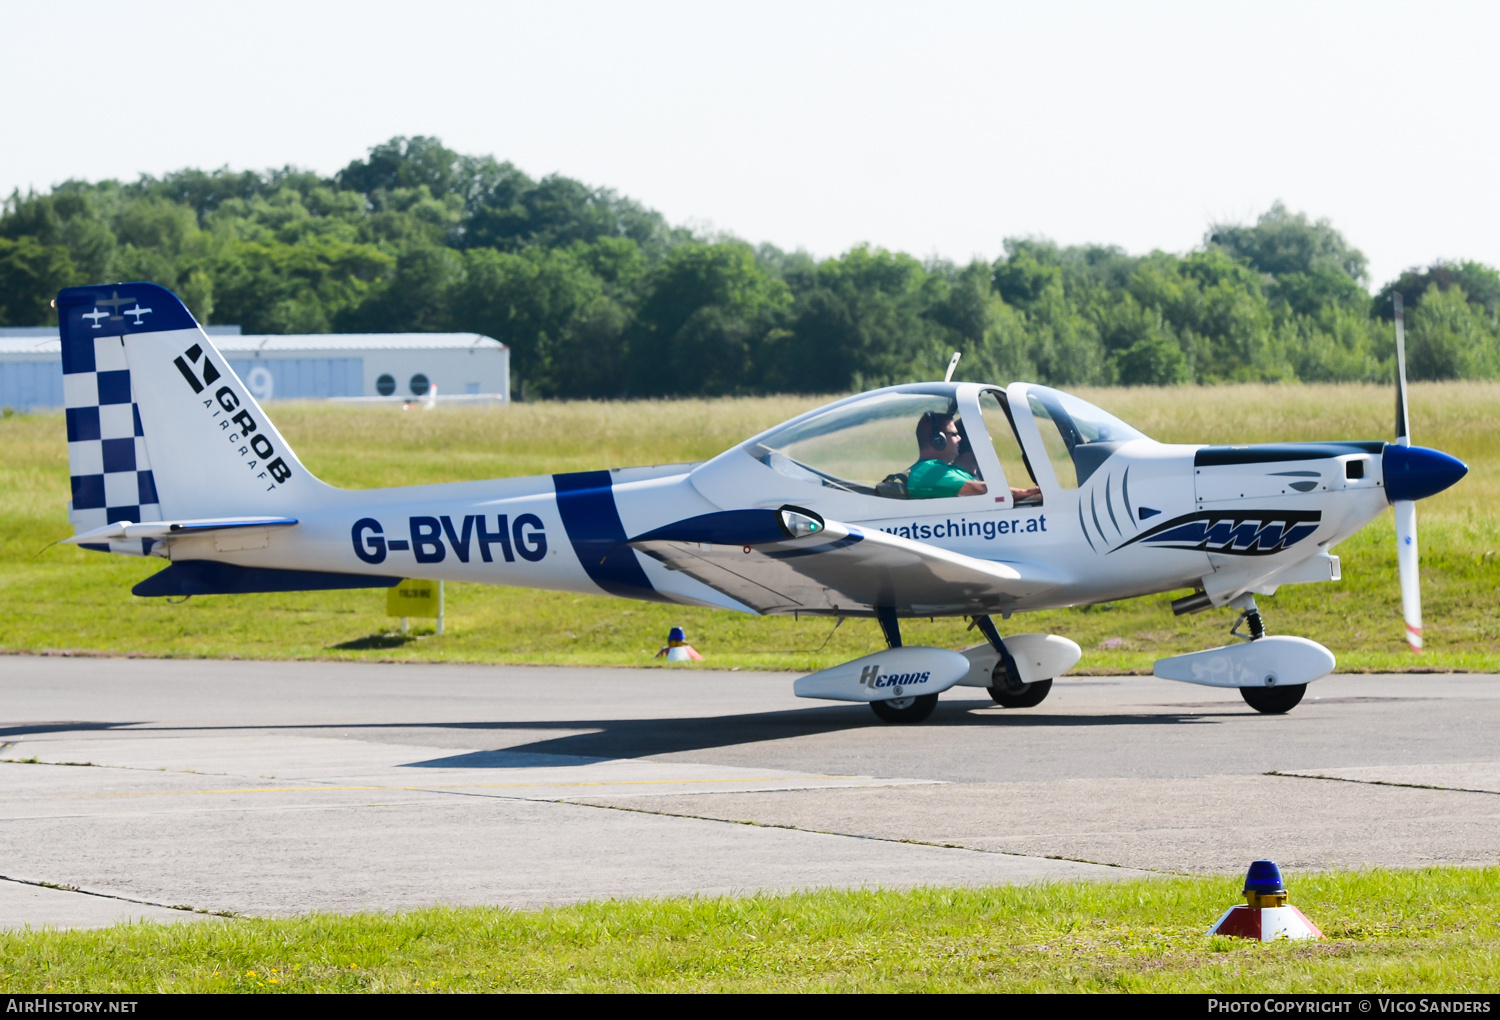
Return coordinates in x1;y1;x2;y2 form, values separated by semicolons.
2;657;1496;929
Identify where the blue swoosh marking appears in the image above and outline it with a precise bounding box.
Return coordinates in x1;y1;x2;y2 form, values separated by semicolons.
631;509;788;546
553;470;660;599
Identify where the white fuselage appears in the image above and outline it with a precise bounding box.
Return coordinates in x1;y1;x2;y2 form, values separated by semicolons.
155;381;1392;618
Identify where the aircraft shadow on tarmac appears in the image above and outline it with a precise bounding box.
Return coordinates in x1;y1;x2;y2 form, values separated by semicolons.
2;704;1239;766
395;699;1234;766
0;721;142;740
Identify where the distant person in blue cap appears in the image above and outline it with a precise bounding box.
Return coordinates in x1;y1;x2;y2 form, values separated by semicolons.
655;626;703;661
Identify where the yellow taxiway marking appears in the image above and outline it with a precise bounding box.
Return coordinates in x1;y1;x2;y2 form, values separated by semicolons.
82;776;863;799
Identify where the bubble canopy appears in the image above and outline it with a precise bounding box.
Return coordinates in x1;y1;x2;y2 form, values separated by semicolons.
1025;385;1147;447
1023;385;1149;487
739;383;1151;498
748;389;962;497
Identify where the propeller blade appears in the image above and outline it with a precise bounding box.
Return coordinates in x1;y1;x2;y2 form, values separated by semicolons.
1394;498;1422;652
1394;292;1411;447
1392;293;1421;652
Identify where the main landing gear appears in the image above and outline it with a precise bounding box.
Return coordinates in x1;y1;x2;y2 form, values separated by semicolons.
974;614;1054;710
989;678;1053;709
1230;597;1306;715
869;694;940;723
864;610;1054;723
867;608;940;723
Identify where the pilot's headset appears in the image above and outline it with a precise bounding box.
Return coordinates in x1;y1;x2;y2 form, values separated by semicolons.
920;411;950;451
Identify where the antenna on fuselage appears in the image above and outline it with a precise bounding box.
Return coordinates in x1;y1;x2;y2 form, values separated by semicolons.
943;351;962;383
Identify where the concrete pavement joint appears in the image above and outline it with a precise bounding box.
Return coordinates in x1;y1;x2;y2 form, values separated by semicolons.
3;759;100;768
4;757;209;775
0;874;237;919
1266;771;1500;796
562;798;1159;872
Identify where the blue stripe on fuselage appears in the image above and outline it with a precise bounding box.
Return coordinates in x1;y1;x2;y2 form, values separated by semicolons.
552;470;662;600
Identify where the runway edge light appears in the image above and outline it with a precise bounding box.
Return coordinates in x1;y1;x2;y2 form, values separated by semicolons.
1207;860;1323;941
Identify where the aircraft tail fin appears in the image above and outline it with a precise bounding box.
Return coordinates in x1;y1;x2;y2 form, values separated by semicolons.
57;282;331;555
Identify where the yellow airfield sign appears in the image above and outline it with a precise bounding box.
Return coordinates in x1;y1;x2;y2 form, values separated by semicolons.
388;578;442;618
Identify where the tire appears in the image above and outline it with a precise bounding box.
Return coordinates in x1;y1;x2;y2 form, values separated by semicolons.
988;678;1053;708
869;693;939;723
1240;683;1307;714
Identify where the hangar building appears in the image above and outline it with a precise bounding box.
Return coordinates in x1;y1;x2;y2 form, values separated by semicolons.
0;327;509;411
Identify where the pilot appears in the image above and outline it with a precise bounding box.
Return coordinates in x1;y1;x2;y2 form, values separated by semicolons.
907;412;989;499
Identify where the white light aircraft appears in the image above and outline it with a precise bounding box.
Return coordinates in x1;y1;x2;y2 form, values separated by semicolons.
57;283;1468;722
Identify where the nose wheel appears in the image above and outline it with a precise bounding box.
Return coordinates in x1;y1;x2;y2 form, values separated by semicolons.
1240;684;1306;714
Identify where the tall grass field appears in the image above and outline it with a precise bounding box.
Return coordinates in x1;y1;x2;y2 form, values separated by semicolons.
1;383;1496;672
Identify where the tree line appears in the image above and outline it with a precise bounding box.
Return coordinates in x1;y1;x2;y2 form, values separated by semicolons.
4;136;1499;398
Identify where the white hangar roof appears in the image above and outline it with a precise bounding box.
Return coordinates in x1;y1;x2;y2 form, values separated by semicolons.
0;332;506;357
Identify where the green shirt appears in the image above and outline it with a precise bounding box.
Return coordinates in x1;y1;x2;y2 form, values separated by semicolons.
906;459;976;499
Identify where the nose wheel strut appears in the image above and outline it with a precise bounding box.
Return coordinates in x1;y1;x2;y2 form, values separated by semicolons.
1230;596;1267;642
1227;595;1307;715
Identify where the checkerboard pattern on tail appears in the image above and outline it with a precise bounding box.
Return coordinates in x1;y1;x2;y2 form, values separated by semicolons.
63;333;163;555
58;283;197;556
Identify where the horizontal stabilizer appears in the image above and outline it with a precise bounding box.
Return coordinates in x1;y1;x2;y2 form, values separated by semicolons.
65;516;298;545
133;560;400;597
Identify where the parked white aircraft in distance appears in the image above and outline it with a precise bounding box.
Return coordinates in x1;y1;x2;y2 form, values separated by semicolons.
56;283;1467;723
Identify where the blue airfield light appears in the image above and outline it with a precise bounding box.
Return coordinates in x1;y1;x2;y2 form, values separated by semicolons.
1243;859;1286;900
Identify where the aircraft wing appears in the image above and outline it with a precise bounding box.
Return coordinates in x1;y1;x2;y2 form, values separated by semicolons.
628;506;1058;616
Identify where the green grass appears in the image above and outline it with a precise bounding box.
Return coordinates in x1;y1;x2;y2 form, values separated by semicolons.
2;867;1496;992
2;383;1497;672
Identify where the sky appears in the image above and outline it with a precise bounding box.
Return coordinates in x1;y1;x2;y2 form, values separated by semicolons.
3;0;1497;288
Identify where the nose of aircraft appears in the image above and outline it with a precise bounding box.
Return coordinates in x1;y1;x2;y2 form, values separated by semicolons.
1383;444;1469;502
